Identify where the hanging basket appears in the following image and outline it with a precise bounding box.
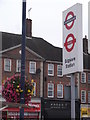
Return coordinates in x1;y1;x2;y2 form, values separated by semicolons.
2;74;34;104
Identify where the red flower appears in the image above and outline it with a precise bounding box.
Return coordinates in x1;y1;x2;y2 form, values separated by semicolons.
2;74;34;104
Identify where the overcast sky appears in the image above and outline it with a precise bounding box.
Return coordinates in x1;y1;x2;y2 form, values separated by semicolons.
0;0;89;47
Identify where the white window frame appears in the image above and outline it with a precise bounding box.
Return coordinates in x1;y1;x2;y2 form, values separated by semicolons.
81;72;86;83
81;90;86;103
88;91;90;103
29;61;36;74
33;82;36;96
57;65;62;77
16;60;21;72
57;84;63;98
0;85;2;98
48;64;54;76
48;83;54;98
66;74;71;78
4;59;11;72
88;73;90;84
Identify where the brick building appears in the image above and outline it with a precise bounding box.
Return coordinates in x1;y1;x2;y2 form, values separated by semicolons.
80;37;90;119
0;29;70;119
1;31;67;98
0;19;90;119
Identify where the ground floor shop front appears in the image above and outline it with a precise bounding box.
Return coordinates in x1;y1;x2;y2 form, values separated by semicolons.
41;98;80;119
2;101;41;120
81;104;90;120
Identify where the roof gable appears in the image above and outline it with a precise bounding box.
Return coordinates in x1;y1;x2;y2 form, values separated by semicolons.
1;32;62;62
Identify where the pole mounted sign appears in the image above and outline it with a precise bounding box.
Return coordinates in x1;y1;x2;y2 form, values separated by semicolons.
64;11;76;30
64;33;76;52
63;3;83;75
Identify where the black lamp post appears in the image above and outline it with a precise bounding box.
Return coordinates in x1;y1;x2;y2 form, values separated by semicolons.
20;0;26;119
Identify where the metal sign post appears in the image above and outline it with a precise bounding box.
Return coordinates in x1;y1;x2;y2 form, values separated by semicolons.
71;73;75;119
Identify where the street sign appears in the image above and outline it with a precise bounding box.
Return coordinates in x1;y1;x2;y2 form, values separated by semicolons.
63;3;83;75
64;11;76;30
64;33;76;52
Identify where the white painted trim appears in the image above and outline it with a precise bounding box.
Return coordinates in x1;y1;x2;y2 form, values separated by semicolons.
57;84;63;98
1;44;44;60
81;90;86;103
26;36;32;39
4;58;12;72
57;65;63;77
16;59;21;73
33;82;36;96
29;61;36;74
46;60;62;64
81;72;86;83
26;47;44;60
48;83;54;98
83;69;90;72
0;44;21;54
48;64;54;76
0;105;8;111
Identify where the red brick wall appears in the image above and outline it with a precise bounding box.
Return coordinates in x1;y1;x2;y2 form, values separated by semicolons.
2;46;42;97
2;46;90;103
43;62;70;98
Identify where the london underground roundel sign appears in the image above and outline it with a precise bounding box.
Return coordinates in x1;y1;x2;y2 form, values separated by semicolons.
64;11;76;30
63;3;83;75
64;33;76;52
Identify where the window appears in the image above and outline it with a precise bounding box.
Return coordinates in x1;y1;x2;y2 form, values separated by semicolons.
66;74;71;78
81;90;86;103
33;82;36;96
48;83;54;98
57;65;62;76
81;72;86;83
29;61;36;74
88;73;90;84
57;84;63;98
88;91;90;103
16;60;21;72
4;59;11;71
48;64;54;76
0;85;2;99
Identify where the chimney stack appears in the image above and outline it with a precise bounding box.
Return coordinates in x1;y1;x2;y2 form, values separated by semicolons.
83;35;88;54
26;18;32;38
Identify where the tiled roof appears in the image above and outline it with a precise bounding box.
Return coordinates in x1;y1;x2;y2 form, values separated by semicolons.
1;32;90;69
2;32;62;62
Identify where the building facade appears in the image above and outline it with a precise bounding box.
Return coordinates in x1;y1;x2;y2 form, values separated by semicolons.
0;30;71;119
0;19;90;119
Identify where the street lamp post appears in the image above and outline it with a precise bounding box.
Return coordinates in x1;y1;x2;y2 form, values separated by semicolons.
20;0;26;119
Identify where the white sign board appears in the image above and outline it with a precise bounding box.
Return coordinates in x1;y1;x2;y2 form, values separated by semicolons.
63;3;83;75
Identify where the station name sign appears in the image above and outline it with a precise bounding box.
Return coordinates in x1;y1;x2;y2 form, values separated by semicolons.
62;3;83;75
